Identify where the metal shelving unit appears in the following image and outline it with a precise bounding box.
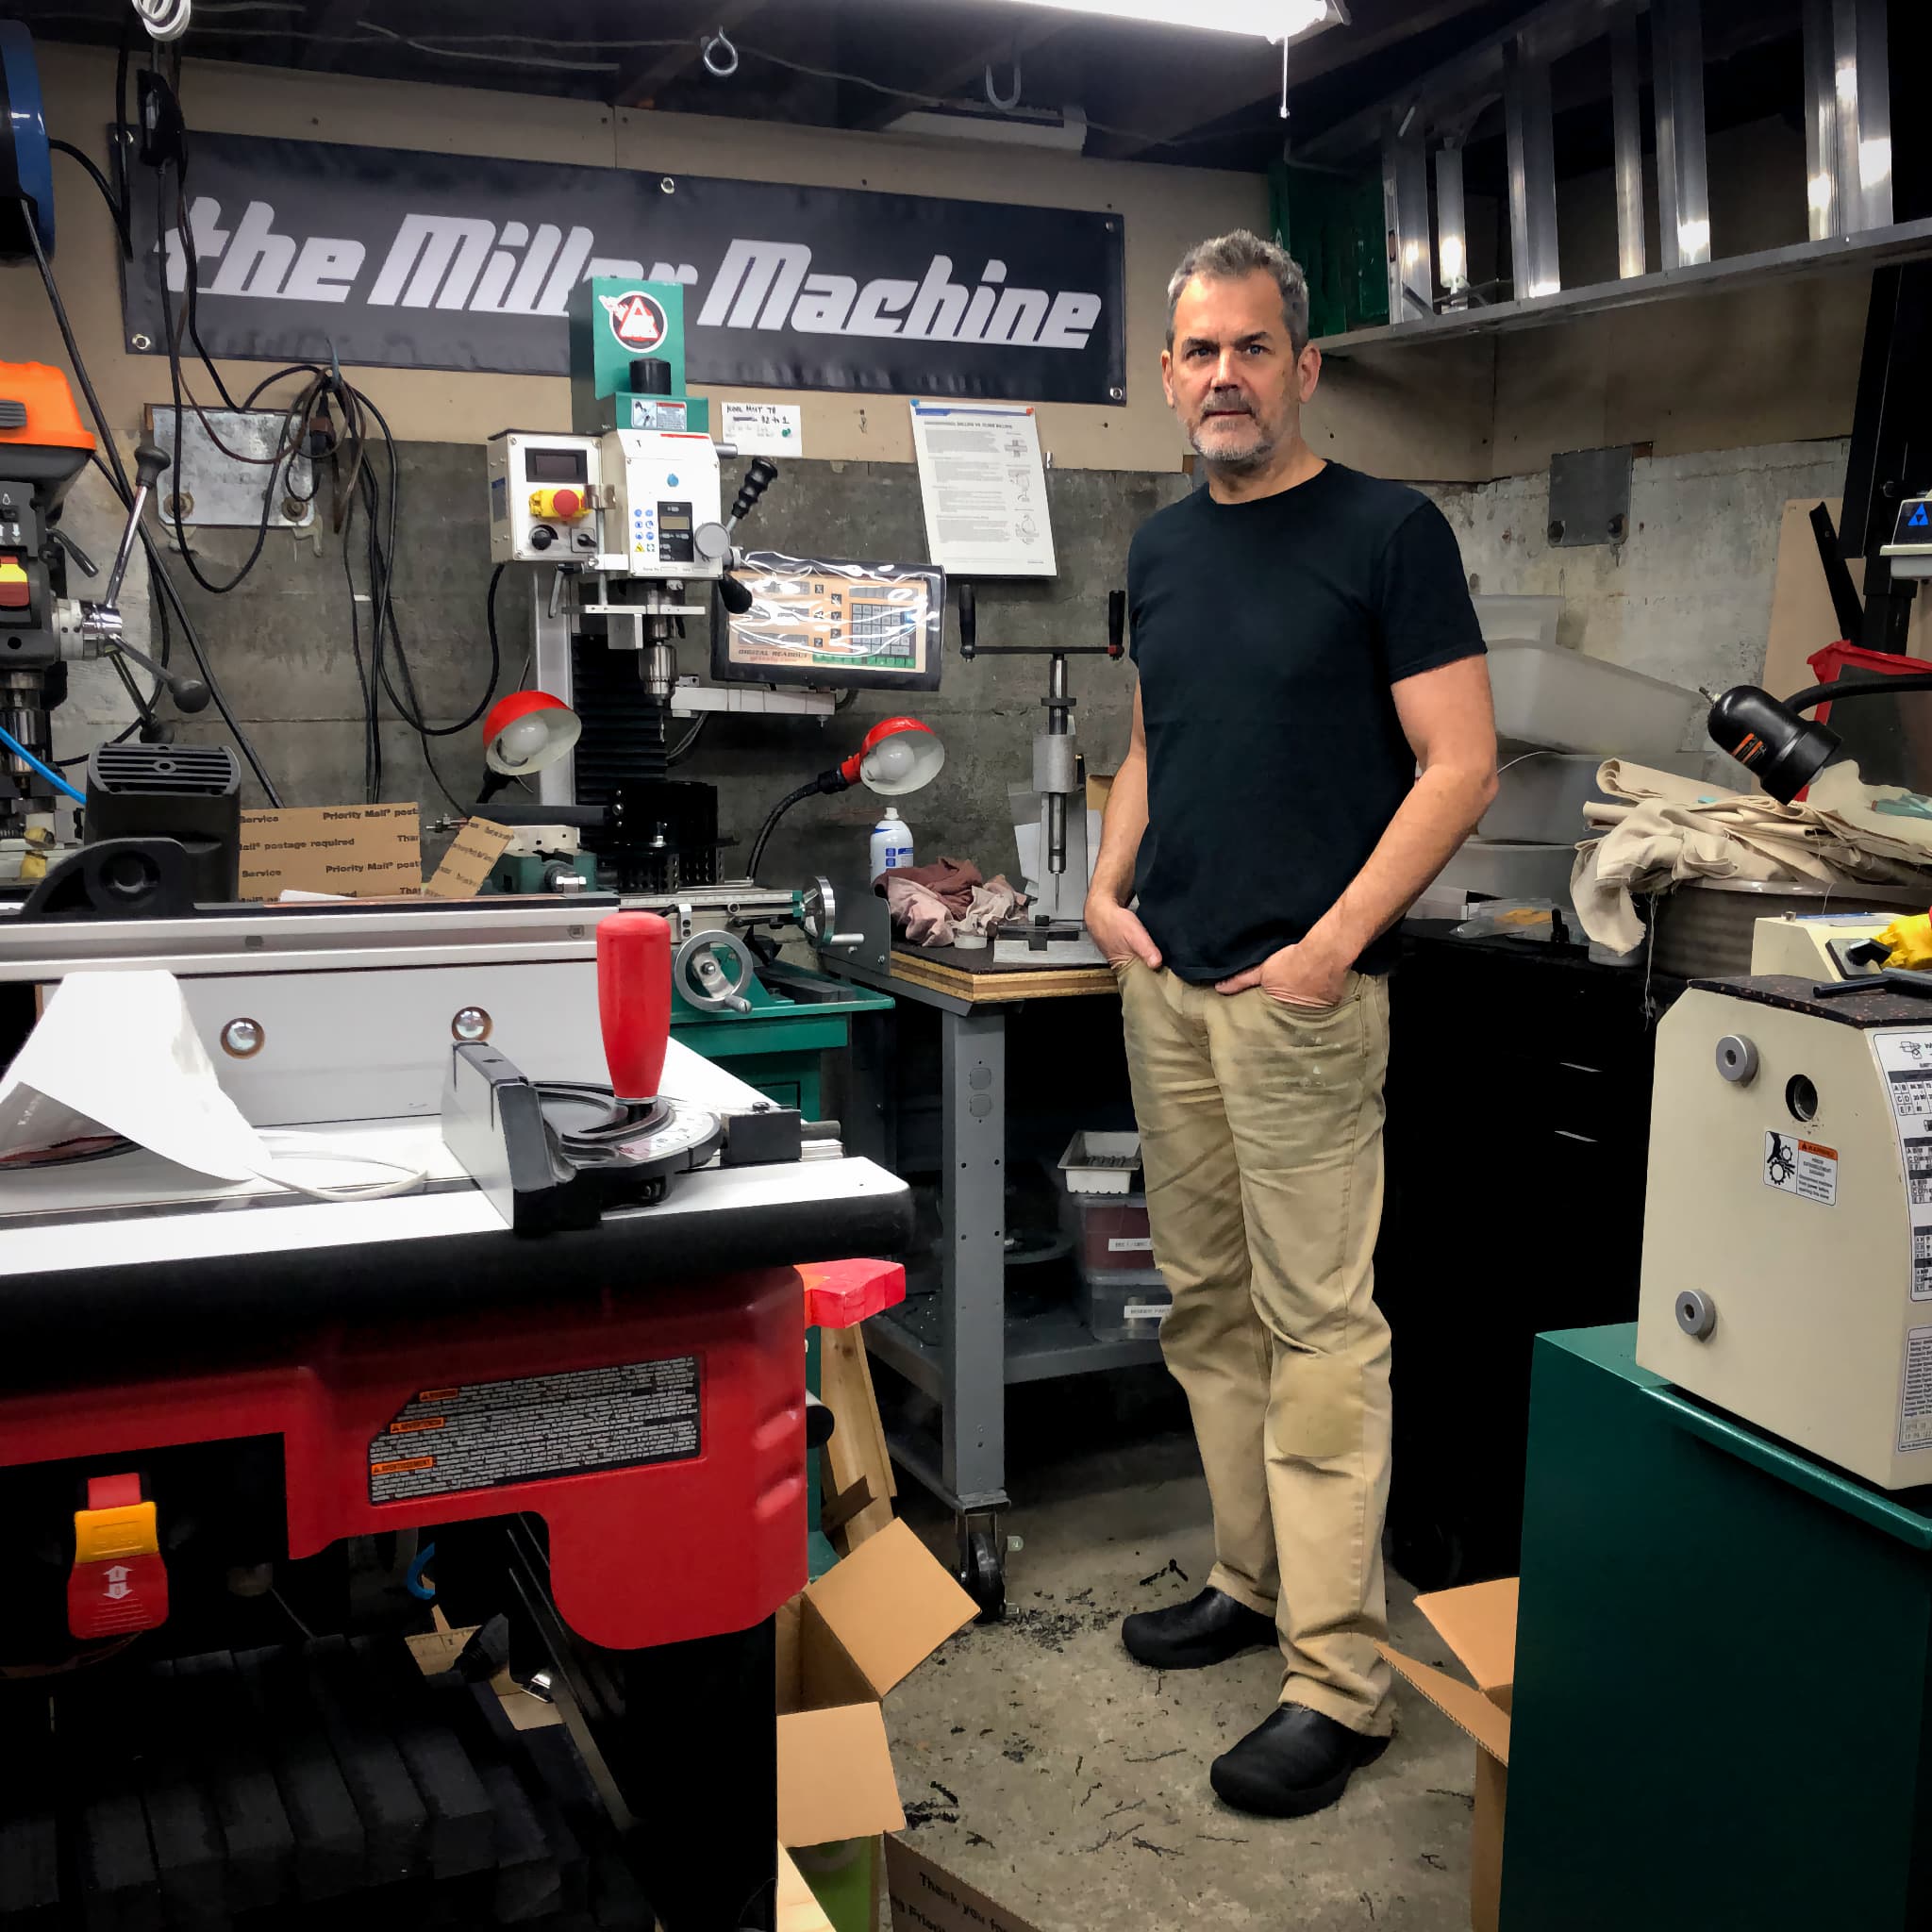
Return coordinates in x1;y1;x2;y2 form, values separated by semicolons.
1295;0;1924;354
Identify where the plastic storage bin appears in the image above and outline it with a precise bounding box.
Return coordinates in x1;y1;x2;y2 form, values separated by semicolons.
1083;1269;1172;1341
1480;750;1708;843
1061;1188;1156;1273
1473;593;1564;650
1437;840;1578;903
1489;642;1704;756
1058;1131;1142;1196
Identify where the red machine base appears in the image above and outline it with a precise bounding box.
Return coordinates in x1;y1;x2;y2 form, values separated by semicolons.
0;1261;900;1653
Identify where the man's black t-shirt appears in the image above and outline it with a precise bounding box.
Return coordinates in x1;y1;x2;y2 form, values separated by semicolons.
1126;462;1485;984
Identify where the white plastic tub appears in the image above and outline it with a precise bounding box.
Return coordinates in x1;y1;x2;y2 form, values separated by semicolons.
1473;594;1564;650
1438;840;1578;902
1480;751;1708;843
1489;643;1704;756
1058;1131;1141;1196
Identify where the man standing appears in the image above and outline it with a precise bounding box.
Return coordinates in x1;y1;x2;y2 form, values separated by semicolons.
1087;230;1496;1820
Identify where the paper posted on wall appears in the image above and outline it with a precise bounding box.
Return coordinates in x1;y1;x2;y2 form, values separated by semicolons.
909;401;1057;578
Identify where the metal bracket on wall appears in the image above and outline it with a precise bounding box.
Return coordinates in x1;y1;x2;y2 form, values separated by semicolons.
1547;445;1634;547
145;407;315;530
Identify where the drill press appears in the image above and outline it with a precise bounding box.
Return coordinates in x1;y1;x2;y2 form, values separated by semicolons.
0;364;209;847
956;583;1125;964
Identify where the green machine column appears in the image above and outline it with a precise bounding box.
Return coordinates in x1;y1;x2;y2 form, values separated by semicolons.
1502;1325;1932;1930
570;275;711;435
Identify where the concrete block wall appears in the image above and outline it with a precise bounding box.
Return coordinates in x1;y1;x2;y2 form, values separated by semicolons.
160;443;1185;892
155;432;1852;876
1423;441;1849;745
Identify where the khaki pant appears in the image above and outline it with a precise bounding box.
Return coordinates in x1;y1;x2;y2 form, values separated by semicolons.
1116;958;1393;1735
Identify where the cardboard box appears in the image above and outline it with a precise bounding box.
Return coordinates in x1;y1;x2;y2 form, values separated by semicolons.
1380;1578;1518;1932
886;1839;1046;1932
776;1518;978;1849
239;802;422;899
778;1847;838;1932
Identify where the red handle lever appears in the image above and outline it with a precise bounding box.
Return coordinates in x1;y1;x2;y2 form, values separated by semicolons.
597;912;673;1103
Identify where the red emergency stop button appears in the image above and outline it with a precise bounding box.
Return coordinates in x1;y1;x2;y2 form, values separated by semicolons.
0;557;27;609
528;487;589;522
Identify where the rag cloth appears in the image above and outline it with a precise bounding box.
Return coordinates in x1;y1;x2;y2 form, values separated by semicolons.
1571;758;1932;953
881;858;1025;948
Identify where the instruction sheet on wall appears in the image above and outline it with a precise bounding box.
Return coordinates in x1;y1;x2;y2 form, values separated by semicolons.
909;400;1057;578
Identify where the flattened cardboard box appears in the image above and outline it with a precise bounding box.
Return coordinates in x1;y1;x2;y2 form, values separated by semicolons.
239;802;421;899
1380;1577;1517;1932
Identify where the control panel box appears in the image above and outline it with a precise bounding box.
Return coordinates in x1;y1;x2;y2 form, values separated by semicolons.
488;432;610;567
601;430;725;580
488;429;726;579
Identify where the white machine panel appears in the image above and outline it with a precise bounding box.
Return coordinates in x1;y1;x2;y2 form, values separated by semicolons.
1750;911;1896;980
175;959;608;1125
1637;985;1932;1488
600;429;725;579
488;432;610;566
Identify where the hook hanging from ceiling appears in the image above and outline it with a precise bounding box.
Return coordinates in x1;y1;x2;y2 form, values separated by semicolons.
985;39;1023;112
702;27;741;79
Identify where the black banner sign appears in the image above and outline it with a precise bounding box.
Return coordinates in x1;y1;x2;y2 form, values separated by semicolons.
122;132;1127;405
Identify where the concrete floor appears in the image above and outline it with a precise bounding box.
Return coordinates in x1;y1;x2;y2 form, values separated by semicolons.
884;1381;1478;1931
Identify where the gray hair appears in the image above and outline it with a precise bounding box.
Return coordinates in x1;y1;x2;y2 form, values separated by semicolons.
1165;229;1310;355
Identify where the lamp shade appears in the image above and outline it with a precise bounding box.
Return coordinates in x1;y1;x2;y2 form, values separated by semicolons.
840;717;945;796
483;690;581;777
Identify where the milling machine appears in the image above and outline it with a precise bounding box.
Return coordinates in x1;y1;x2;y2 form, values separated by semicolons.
482;278;924;1102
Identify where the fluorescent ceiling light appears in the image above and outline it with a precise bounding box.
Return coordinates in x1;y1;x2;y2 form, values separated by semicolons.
990;0;1341;42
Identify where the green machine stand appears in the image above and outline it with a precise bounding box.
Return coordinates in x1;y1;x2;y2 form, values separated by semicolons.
1502;1326;1932;1930
669;955;893;1120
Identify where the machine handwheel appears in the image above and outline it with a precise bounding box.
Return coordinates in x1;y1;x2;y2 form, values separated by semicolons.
959;1524;1006;1624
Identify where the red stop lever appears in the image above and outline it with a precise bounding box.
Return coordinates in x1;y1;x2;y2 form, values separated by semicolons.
597;912;673;1104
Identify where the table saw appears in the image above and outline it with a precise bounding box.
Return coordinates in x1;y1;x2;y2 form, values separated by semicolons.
0;887;911;1931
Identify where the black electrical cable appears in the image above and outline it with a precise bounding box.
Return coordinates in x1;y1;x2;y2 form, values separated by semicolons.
342;419;475;815
338;467;377;804
364;403;498;740
90;457;283;806
668;713;708;766
747;780;822;882
485;560;508;694
25;188;277;794
156;168;308;596
23;203;129;502
175;186;237;409
47;140;130;258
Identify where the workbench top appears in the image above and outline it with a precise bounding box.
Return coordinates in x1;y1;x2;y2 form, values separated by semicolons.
883;944;1118;1004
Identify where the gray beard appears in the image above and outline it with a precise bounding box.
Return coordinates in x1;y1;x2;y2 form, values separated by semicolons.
1192;425;1277;475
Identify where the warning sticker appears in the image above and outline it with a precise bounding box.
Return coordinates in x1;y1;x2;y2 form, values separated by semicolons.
1901;1327;1932;1454
1763;1131;1838;1206
368;1356;701;1504
1874;1033;1932;1300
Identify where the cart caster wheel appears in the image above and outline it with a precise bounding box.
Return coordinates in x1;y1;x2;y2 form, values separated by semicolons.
960;1528;1005;1624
